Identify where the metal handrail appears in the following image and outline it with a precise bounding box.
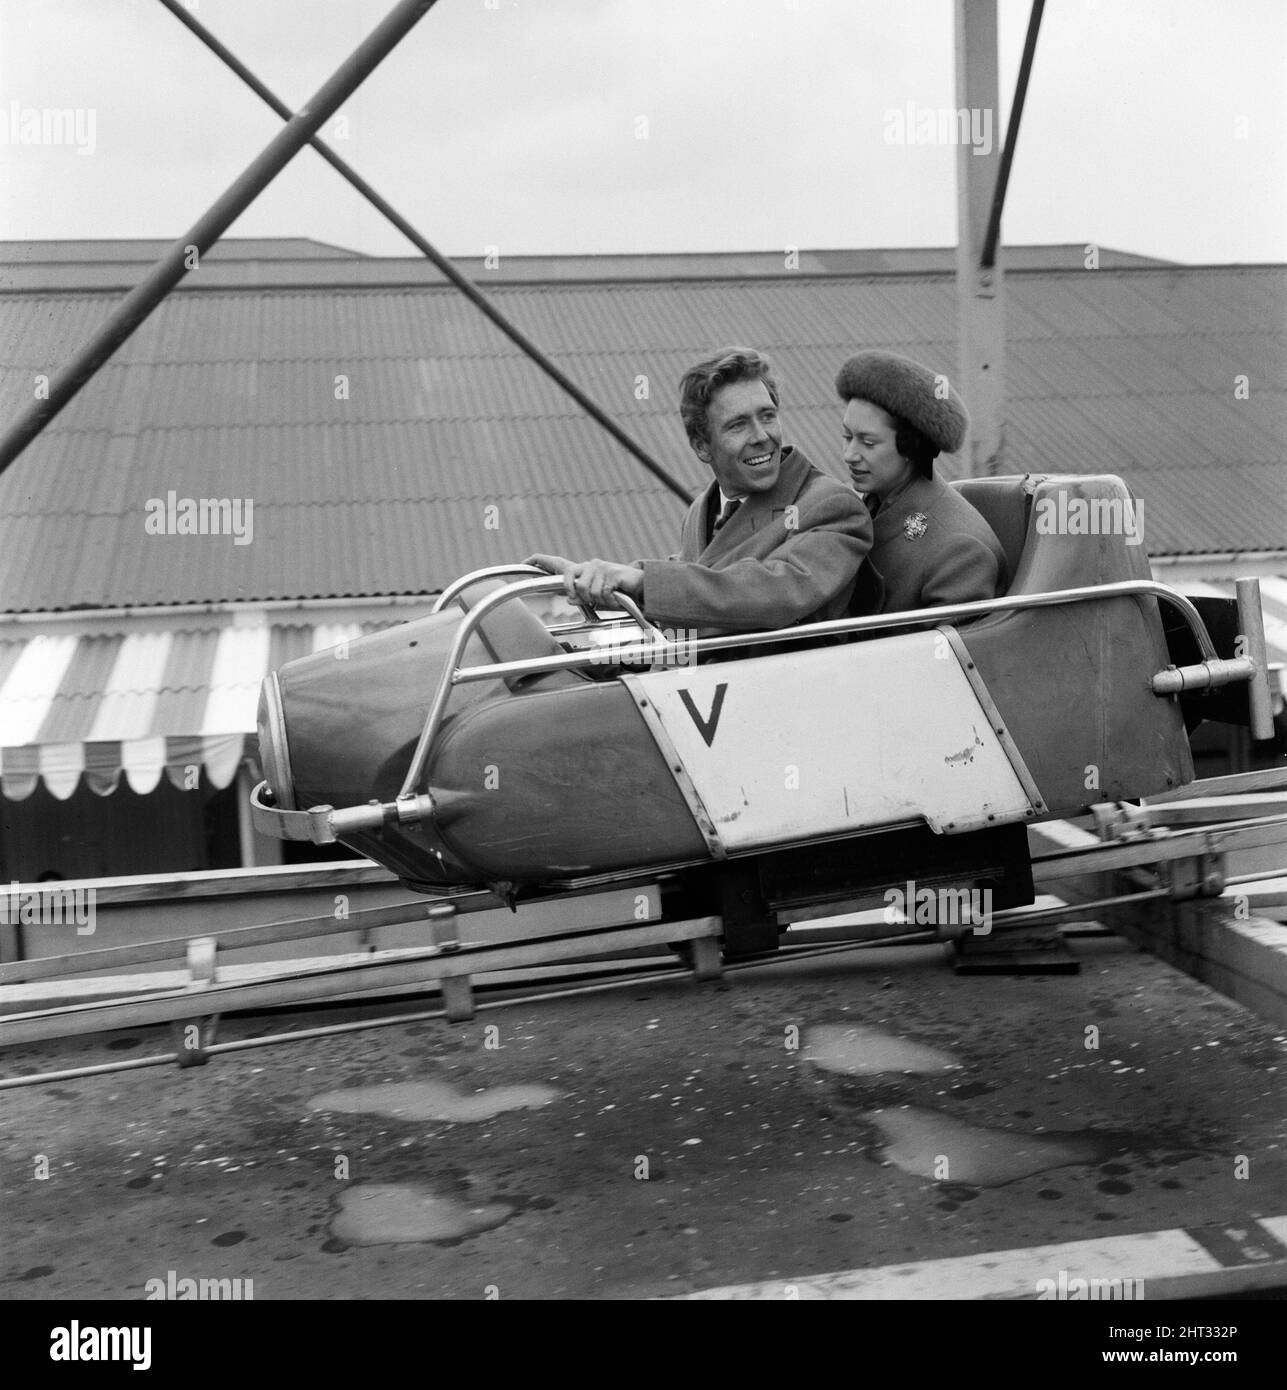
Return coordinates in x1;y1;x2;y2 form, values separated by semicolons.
547;616;641;637
400;575;678;799
431;564;601;627
431;564;544;614
396;575;1232;802
398;576;574;797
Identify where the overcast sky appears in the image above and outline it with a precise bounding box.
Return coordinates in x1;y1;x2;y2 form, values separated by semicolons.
1;0;1284;263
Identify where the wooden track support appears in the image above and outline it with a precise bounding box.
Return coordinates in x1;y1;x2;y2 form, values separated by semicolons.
0;916;726;1052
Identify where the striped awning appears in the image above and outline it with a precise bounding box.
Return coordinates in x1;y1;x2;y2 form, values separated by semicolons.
0;612;406;800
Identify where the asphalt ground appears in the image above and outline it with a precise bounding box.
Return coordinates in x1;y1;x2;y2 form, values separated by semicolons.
1;932;1285;1301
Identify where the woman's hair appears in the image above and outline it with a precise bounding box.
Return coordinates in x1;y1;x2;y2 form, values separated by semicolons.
892;418;938;476
679;347;779;449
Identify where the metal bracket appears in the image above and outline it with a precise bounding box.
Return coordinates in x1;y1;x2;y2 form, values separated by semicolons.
1091;801;1165;841
689;937;724;982
1092;802;1229;901
425;904;474;1018
172;936;219;1068
440;976;475;1022
249;781;435;846
427;903;460;952
1165;851;1227;901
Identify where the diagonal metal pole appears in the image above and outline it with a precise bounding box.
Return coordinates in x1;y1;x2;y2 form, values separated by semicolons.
0;0;439;478
980;0;1045;269
154;0;693;504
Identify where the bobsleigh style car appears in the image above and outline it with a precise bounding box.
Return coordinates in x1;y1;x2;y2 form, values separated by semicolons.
250;474;1273;941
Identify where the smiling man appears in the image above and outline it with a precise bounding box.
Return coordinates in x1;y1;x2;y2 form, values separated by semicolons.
527;347;873;635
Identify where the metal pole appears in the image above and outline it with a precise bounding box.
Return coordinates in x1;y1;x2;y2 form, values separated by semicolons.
0;0;439;478
954;0;1006;475
154;0;693;505
1236;577;1277;741
981;0;1046;269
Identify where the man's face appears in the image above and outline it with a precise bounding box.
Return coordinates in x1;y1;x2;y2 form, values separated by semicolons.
695;377;783;496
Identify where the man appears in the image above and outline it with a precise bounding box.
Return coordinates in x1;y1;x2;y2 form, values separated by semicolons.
527;347;873;635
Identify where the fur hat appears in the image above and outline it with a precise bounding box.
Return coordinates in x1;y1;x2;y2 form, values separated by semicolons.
835;351;969;456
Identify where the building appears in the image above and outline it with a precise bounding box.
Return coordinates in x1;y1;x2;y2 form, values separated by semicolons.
1;239;1284;880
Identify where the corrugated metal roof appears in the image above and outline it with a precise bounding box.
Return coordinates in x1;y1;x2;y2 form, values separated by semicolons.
0;261;1283;612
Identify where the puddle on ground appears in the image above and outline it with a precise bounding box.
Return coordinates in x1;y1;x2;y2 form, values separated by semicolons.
309;1079;557;1123
333;1184;513;1245
869;1105;1110;1186
803;1024;960;1076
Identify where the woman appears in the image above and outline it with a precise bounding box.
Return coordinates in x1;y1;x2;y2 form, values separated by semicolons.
836;351;1008;613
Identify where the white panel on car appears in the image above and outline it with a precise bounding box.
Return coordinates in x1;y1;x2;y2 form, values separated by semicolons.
620;631;1040;855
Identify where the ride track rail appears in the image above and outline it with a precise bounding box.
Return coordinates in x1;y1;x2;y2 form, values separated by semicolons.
3;770;1285;1080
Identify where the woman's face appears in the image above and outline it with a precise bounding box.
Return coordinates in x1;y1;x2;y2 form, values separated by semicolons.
841;398;915;499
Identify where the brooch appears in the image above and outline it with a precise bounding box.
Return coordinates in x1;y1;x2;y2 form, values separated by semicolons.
903;512;929;540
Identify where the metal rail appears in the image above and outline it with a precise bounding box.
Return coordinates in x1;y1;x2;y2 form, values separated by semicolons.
0;899;438;987
0;877;662;987
15;765;1287;1042
430;564;669;646
7;807;1286;1061
1145;768;1287;803
0;930;942;1089
1030;812;1287;880
0;914;724;1047
431;565;557;614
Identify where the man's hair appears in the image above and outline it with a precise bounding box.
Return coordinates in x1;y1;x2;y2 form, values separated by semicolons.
678;347;779;449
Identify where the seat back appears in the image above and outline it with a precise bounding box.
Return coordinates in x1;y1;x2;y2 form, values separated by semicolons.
951;475;1036;593
1007;474;1151;593
948;472;1188;812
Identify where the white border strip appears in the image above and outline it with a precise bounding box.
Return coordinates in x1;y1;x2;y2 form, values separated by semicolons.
679;1216;1287;1300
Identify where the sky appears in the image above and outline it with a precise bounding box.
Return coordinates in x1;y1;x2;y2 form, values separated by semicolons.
1;0;1285;264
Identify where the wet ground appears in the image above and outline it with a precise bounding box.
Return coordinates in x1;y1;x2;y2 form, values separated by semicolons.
2;934;1285;1299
